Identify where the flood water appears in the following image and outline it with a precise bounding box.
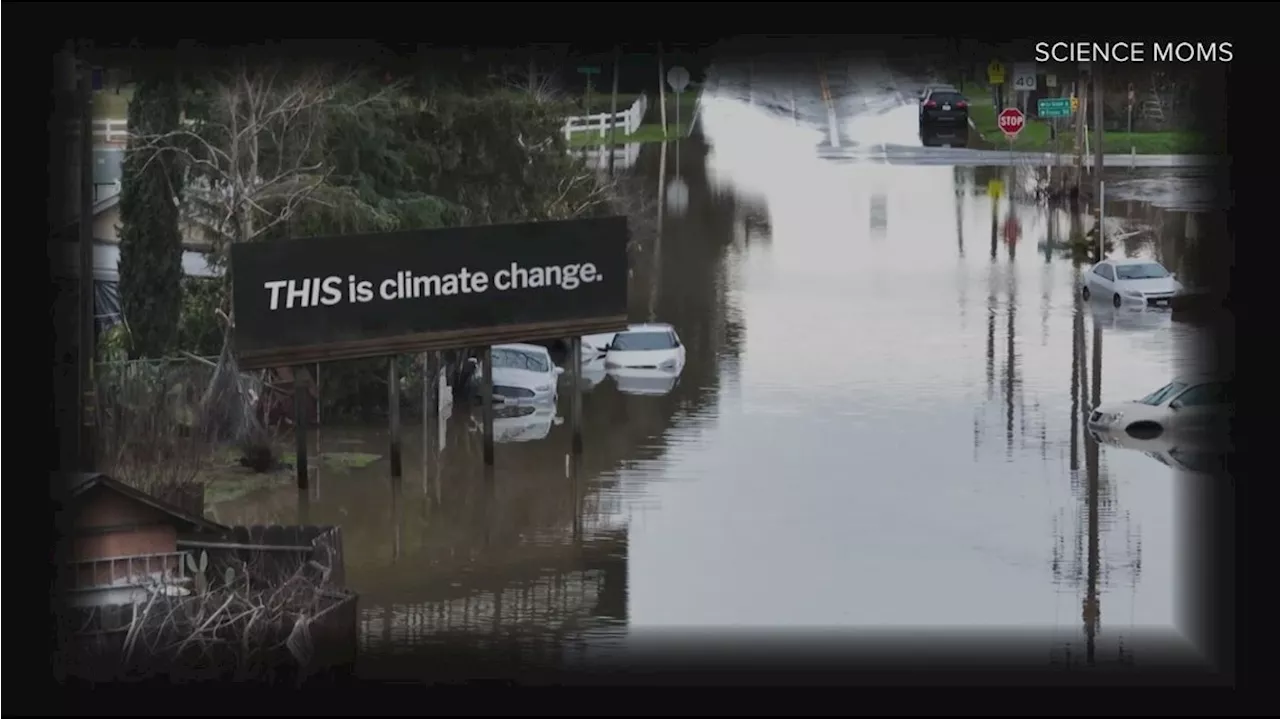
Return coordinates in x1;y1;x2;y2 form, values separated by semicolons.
213;69;1225;674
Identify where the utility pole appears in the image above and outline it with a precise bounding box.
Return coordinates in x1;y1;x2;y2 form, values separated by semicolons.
1093;69;1107;262
528;50;538;94
657;41;668;138
1073;74;1087;202
78;53;97;471
1093;67;1105;190
608;45;621;176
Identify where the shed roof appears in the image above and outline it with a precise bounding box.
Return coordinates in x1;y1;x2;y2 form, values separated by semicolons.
54;472;228;534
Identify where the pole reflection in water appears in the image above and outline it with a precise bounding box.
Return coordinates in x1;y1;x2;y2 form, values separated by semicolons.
391;472;402;563
985;285;996;401
296;486;311;527
421;352;437;501
1004;263;1017;459
1069;268;1083;474
1091;305;1103;411
1006;197;1018;263
1082;312;1105;664
568;453;584;543
955;171;965;257
482;464;495;550
989;185;999;260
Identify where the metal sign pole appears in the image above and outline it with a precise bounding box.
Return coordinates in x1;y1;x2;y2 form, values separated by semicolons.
1098;180;1106;262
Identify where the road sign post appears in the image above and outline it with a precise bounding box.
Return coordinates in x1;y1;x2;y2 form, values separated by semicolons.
578;66;600;123
666;65;690;138
987;60;1006;109
998;107;1025;169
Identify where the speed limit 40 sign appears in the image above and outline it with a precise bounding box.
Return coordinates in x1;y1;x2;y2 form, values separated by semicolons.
1012;63;1037;91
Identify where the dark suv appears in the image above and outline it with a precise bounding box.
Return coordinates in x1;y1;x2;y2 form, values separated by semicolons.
919;88;968;128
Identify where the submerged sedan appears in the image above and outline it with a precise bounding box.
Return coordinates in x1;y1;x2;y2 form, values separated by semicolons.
466;343;563;405
1088;374;1232;439
1082;258;1184;308
602;323;687;396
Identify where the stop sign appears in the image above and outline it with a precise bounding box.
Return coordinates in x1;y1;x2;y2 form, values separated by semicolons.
998;108;1025;138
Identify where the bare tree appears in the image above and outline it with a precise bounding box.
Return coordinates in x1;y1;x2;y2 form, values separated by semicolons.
130;61;396;446
501;58;563;105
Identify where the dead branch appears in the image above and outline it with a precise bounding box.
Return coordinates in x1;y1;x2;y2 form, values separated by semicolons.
63;557;348;682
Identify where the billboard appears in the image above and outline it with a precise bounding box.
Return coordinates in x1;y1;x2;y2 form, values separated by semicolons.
231;216;630;368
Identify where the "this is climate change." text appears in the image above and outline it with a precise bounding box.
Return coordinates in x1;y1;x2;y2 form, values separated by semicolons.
261;260;605;311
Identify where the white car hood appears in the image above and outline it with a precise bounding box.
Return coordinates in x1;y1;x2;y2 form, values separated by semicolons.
1093;400;1165;422
491;367;554;389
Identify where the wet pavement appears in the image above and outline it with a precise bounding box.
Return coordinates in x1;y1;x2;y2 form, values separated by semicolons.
212;54;1228;674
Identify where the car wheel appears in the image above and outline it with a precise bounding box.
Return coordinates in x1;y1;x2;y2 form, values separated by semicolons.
1112;293;1122;308
1081;285;1090;300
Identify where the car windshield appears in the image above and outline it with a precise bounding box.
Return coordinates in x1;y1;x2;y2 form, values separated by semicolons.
490;348;550;372
930;92;964;104
611;331;677;351
1138;381;1187;406
1115;262;1170;280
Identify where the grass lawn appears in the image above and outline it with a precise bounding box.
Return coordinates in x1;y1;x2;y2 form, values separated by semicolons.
568;88;700;147
960;81;1209;155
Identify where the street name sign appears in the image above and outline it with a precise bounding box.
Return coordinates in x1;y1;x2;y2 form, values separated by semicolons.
1037;97;1072;118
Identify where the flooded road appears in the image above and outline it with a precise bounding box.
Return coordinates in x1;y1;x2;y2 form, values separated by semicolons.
213;56;1226;674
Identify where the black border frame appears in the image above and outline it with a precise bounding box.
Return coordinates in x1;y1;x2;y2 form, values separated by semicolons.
27;9;1257;710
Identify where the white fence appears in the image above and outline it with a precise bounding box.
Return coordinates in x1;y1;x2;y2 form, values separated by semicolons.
94;118;129;145
563;94;647;140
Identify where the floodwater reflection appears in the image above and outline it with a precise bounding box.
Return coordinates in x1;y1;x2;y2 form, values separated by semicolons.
213;127;1219;672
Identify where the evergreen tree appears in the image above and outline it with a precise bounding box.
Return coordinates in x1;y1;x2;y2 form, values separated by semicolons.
117;75;185;358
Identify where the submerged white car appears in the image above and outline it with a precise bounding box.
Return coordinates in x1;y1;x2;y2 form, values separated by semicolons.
1081;258;1184;308
603;323;685;372
467;343;563;405
1088;374;1232;438
601;323;686;396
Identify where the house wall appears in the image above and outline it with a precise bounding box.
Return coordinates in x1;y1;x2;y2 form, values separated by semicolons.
93;206;120;243
73;525;179;561
93;204;211;250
